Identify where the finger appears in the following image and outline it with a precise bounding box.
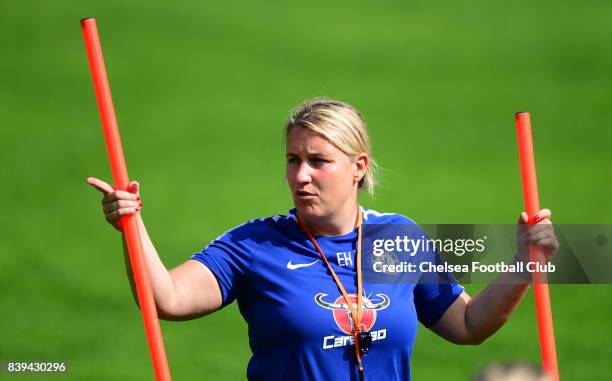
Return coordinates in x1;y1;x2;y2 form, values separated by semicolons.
104;190;140;203
535;218;553;226
128;181;140;195
103;200;141;213
535;208;552;221
527;225;558;246
532;237;560;252
527;222;554;236
106;206;141;221
528;229;556;243
87;177;114;194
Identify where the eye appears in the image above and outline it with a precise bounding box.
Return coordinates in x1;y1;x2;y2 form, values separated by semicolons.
310;158;329;167
287;157;299;164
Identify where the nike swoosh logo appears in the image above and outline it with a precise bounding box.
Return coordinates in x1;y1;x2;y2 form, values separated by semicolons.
287;259;320;270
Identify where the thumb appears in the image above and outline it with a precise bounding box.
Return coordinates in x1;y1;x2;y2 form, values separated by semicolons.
518;211;529;224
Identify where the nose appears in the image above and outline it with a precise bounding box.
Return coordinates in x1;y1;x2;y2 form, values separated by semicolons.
295;161;312;184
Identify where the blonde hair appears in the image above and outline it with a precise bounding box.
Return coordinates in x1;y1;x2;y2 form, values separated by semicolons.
285;98;379;198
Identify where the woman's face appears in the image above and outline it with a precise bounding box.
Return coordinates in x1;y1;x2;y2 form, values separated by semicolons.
286;127;366;220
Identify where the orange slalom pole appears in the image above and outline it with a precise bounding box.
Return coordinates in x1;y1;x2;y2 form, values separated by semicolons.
81;17;172;381
515;112;559;381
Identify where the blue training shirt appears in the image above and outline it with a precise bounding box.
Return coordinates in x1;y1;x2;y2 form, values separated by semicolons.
191;207;464;381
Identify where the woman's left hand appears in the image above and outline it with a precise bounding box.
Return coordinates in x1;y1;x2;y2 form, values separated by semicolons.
516;208;560;262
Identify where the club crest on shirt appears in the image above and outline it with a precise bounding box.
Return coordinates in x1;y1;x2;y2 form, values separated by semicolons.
371;250;401;277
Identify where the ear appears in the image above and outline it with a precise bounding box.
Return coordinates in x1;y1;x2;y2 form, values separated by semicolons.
352;153;369;185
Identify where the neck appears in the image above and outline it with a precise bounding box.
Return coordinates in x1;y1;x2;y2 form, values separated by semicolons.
300;202;360;237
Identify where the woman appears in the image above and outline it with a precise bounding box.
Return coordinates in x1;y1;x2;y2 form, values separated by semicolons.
87;98;558;380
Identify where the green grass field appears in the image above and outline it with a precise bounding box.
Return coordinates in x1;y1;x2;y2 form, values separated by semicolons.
1;0;611;379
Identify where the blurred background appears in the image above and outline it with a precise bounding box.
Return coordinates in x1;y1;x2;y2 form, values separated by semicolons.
1;0;610;379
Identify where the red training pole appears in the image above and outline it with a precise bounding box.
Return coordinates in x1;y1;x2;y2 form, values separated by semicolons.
515;112;559;381
81;17;172;381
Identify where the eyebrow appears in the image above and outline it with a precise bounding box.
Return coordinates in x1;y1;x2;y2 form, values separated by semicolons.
285;152;328;158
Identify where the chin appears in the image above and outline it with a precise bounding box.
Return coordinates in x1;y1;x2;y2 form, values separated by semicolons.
294;201;325;219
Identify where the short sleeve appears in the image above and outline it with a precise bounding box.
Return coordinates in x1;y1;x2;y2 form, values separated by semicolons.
191;225;254;306
413;281;464;327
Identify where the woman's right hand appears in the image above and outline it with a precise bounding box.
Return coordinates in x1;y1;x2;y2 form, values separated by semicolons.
87;177;142;232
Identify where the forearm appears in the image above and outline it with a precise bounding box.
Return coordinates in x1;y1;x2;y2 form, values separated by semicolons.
432;210;558;345
121;214;176;313
464;272;530;343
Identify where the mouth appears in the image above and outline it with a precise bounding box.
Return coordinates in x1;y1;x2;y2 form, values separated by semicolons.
296;190;317;199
